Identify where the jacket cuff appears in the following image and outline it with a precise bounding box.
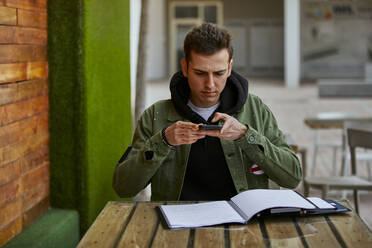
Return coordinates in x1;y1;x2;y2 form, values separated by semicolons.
234;125;266;163
144;130;173;160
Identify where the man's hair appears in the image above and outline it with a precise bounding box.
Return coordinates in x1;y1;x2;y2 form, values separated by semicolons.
184;23;233;63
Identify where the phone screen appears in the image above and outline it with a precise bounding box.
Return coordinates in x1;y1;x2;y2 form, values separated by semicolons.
199;125;222;130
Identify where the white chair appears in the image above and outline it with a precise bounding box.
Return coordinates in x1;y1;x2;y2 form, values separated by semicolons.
341;121;372;179
304;122;372;214
311;112;354;176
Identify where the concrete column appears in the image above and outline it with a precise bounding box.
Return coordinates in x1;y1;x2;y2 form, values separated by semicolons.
284;0;300;87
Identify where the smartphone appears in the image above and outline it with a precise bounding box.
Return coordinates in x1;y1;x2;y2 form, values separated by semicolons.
199;124;222;130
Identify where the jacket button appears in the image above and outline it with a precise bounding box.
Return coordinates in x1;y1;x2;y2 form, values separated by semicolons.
239;188;245;192
249;136;255;142
227;153;234;157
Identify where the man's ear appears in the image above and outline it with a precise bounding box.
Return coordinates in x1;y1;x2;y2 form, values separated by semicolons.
227;59;234;77
181;58;188;77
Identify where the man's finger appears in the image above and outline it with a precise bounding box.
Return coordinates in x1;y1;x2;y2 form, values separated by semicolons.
177;122;199;130
199;130;221;137
211;112;228;122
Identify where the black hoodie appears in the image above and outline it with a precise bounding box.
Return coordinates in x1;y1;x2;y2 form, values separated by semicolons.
170;70;249;200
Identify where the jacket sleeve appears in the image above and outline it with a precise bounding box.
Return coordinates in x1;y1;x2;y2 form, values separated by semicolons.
113;105;173;198
235;101;302;189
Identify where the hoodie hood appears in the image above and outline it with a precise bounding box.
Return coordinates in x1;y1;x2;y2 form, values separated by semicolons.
170;70;249;123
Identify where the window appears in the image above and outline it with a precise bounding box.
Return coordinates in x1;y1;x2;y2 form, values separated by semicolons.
169;1;223;74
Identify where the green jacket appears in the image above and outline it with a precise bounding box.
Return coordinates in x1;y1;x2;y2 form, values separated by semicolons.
113;94;302;200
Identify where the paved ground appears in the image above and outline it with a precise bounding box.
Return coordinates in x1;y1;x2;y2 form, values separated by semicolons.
144;77;372;229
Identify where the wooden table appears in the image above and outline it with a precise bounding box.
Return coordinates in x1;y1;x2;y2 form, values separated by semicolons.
77;200;372;248
304;113;372;129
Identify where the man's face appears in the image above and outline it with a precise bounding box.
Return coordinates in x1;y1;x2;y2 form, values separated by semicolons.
181;49;233;108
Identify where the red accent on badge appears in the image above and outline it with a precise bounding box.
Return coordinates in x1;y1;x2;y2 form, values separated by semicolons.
250;164;264;175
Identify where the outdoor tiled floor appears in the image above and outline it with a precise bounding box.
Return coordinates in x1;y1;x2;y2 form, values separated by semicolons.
145;77;372;229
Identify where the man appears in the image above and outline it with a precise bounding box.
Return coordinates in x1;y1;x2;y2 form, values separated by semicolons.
113;23;302;201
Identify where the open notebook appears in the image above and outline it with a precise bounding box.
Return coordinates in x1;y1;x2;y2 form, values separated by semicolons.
159;189;350;229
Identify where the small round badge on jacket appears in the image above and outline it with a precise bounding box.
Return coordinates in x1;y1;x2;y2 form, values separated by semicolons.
250;164;264;175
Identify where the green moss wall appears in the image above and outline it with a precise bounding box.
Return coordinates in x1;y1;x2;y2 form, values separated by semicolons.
83;0;132;227
48;0;132;232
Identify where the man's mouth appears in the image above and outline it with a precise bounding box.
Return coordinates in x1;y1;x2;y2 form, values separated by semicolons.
202;91;217;96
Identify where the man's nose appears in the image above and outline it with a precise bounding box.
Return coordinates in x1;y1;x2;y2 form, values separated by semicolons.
205;73;215;88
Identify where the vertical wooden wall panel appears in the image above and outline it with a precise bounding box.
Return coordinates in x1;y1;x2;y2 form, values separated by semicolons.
0;0;49;245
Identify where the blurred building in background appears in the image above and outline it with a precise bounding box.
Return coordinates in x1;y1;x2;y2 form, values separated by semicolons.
131;0;372;86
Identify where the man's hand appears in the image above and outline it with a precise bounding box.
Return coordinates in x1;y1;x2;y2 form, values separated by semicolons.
202;112;248;140
164;121;206;146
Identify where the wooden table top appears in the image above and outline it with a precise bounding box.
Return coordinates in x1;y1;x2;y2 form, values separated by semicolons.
304;115;372;129
77;200;372;248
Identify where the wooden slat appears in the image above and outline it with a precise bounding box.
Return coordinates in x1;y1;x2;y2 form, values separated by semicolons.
26;61;48;79
0;159;20;186
21;163;49;202
0;78;48;105
0;145;48;186
13;26;46;45
0;45;47;63
0;216;22;247
16;79;48;103
77;202;134;248
0;197;22;229
19;145;48;174
0;95;48;126
8;26;47;45
328;209;372;247
229;220;266;248
0;128;49;167
0;61;48;84
5;0;46;12
117;202;161;248
18;9;47;28
0;63;27;84
0;114;48;148
194;227;225;248
262;217;304;247
0;178;21;206
151;201;189;248
22;195;49;229
296;216;340;247
34;45;46;60
0;7;16;25
0;25;14;43
151;226;189;248
0;81;17;105
0;26;47;45
21;165;49;213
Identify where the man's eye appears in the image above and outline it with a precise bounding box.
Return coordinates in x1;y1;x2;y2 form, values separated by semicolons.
195;72;204;75
215;72;224;76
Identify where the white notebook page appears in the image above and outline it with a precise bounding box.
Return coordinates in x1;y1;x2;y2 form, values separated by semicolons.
231;189;316;221
160;201;246;228
307;197;335;209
